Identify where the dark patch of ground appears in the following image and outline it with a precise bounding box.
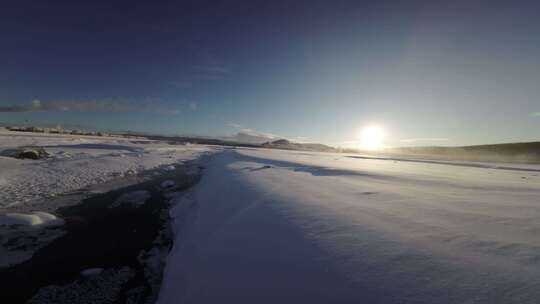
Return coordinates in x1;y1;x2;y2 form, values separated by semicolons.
0;161;203;304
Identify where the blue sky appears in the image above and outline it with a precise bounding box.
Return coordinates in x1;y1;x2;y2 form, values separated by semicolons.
1;0;539;147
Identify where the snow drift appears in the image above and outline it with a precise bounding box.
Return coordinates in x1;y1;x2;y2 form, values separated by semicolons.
159;148;540;304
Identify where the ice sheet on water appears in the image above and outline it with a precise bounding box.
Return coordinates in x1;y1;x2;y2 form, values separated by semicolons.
0;211;65;267
1;211;64;227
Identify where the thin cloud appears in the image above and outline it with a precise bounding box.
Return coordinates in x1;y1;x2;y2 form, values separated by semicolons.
189;102;198;111
0;99;44;112
155;108;181;116
0;98;181;115
530;112;540;117
330;140;360;148
194;74;228;81
195;65;231;74
340;140;359;145
292;136;310;143
226;122;242;129
400;138;449;143
0;98;134;113
226;122;281;139
167;80;193;89
0;104;34;112
192;65;232;81
239;128;280;139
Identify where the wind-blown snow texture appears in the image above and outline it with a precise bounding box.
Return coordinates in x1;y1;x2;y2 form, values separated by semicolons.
0;131;209;208
159;148;540;304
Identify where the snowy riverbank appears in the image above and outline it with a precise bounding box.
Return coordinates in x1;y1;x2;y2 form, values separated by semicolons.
0;135;212;303
0;130;211;209
0;131;211;274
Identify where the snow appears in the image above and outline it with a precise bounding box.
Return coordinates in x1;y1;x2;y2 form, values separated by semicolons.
0;130;212;209
2;211;64;227
0;130;214;268
0;211;65;267
2;129;540;301
159;148;540;304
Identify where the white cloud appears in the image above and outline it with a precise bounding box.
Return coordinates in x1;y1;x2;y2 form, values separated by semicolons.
226;122;282;140
226;122;242;129
530;112;540;117
239;128;281;139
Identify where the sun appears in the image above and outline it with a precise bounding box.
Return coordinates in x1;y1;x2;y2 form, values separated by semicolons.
360;125;386;150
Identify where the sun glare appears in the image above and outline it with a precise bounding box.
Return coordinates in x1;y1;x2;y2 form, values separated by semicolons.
360;125;386;150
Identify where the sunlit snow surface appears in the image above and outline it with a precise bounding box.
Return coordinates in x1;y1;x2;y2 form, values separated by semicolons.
160;148;540;304
0;130;210;208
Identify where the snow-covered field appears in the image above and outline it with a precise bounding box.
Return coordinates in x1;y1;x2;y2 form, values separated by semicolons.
0;130;210;208
0;131;212;268
2;131;540;303
159;148;540;303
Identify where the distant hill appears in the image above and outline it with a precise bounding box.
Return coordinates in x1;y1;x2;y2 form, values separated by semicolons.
144;136;337;153
262;139;336;152
4;125;537;163
221;132;278;144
